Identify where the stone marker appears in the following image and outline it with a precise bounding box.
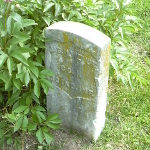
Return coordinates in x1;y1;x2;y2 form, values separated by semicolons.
45;21;111;141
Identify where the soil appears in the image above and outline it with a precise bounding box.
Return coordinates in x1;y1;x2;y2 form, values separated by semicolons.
50;129;93;150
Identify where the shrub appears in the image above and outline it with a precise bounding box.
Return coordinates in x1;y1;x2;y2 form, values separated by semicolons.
0;0;60;149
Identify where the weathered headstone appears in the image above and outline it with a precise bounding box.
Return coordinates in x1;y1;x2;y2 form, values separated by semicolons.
45;21;111;141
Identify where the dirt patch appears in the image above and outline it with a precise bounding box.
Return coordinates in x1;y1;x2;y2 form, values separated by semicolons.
50;129;94;150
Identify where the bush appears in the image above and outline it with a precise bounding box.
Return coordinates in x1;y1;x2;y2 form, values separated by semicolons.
0;0;60;149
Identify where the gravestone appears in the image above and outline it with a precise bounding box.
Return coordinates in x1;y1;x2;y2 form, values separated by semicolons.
45;21;111;141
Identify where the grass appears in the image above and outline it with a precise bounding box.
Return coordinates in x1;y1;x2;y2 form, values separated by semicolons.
131;0;150;55
94;82;150;150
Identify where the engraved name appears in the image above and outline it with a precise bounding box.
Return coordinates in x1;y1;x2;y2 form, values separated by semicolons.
51;76;95;98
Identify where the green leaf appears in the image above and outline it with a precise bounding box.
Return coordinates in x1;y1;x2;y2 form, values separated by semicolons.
74;11;83;20
0;129;4;138
119;27;123;40
41;82;49;94
36;129;43;144
0;73;7;83
37;0;42;5
27;123;37;131
11;12;23;29
31;93;40;104
7;138;13;145
22;19;37;27
16;72;25;79
0;53;8;68
0;20;3;31
40;69;54;77
36;55;42;64
13;22;22;31
19;99;26;106
7;113;16;121
25;71;30;86
28;61;39;78
114;0;120;9
26;96;32;106
13;78;21;89
13;86;18;95
40;79;54;90
0;92;3;104
7;16;13;34
13;106;28;113
49;118;61;124
5;75;12;90
145;57;150;66
7;90;21;105
42;16;50;26
32;61;43;67
37;115;42;123
117;74;128;85
11;51;29;66
34;81;40;98
32;114;39;123
15;47;35;53
24;107;29;115
8;37;25;45
109;65;115;78
14;138;21;150
125;15;137;21
30;71;37;84
44;37;53;42
62;13;67;21
43;3;54;12
1;30;7;37
14;114;23;132
0;122;6;129
7;57;14;75
68;11;82;20
127;72;133;90
41;127;49;132
34;105;46;112
43;132;54;145
55;3;62;17
22;115;28;129
36;111;46;120
12;31;30;42
110;58;119;74
12;101;19;111
123;0;132;7
47;123;60;130
46;114;59;122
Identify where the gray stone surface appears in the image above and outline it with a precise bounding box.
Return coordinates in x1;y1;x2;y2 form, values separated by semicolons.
45;21;111;141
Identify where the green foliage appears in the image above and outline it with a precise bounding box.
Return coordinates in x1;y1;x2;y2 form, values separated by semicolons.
59;0;148;87
132;0;150;54
15;0;147;87
0;0;60;149
0;0;148;149
18;0;148;86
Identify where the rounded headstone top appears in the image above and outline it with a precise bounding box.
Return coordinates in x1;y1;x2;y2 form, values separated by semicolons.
46;21;111;48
